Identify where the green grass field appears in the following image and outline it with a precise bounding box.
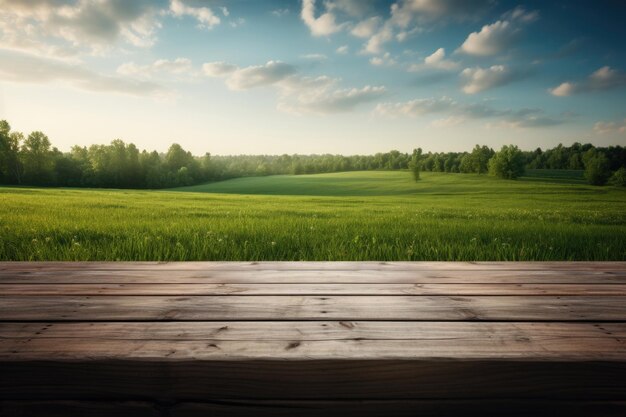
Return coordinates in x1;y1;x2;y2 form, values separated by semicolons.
1;171;625;261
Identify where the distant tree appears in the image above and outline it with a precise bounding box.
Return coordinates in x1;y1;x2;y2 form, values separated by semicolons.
584;154;611;185
409;148;422;181
21;131;55;184
0;121;24;184
488;145;525;179
468;145;494;174
609;167;626;187
166;143;194;172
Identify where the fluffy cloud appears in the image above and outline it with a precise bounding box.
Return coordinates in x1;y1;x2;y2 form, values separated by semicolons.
351;16;381;38
169;0;220;29
422;48;458;70
0;49;166;96
459;7;538;56
594;119;626;135
391;0;494;23
227;61;297;90
363;23;394;54
375;97;456;117
301;0;344;36
336;45;349;54
204;60;297;90
287;84;386;114
370;52;397;67
375;96;563;128
117;58;193;77
460;65;526;94
550;66;626;96
203;59;385;114
326;0;376;18
0;0;166;55
202;61;238;77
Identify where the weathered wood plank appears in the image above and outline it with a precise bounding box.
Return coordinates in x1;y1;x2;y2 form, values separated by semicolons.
2;324;624;360
3;321;623;343
2;360;625;400
3;283;626;296
1;261;625;272
1;296;625;321
2;269;625;284
3;400;626;417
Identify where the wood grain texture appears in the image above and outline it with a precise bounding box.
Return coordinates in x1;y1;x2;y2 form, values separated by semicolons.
1;261;625;414
2;295;625;321
2;268;625;284
3;283;626;295
2;261;625;271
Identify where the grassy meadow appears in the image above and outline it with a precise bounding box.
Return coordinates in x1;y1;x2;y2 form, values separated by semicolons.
1;171;625;261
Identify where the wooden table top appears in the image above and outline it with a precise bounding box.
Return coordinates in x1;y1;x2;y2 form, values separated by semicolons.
1;262;625;416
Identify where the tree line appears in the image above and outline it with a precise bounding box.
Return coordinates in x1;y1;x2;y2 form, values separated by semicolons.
0;120;624;189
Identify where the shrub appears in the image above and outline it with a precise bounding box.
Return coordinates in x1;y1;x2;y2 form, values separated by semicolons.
584;154;611;185
609;167;626;187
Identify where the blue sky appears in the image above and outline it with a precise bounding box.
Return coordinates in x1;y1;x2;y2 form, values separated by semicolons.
0;0;625;155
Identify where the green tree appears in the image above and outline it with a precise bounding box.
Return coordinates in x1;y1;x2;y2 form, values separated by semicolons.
609;167;626;187
0;121;24;184
21;131;55;184
584;154;611;185
468;145;493;174
409;148;422;181
488;145;525;179
166;143;194;172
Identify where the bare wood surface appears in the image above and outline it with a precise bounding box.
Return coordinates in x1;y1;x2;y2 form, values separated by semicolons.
2;261;625;271
2;295;625;321
1;262;625;413
2;268;625;284
2;282;625;295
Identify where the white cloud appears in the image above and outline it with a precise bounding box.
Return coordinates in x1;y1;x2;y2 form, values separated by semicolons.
392;0;494;22
220;7;229;17
594;119;626;135
423;48;458;70
272;8;290;17
0;49;166;97
202;61;237;77
369;52;397;67
227;61;297;90
461;65;525;94
326;0;375;17
459;20;517;56
283;83;386;114
351;16;381;38
336;45;349;55
550;66;626;96
301;0;343;36
458;7;537;56
202;60;297;91
363;23;393;54
170;0;220;29
375;96;563;128
201;59;385;114
0;0;164;55
375;97;456;117
117;58;193;77
301;53;328;61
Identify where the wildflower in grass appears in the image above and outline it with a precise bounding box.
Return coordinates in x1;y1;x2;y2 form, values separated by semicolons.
45;237;51;243
31;238;38;244
271;241;277;246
